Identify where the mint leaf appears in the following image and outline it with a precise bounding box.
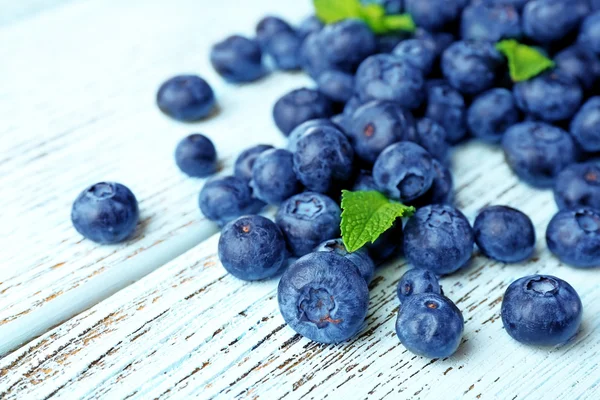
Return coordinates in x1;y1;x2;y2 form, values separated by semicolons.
358;4;387;33
382;14;416;33
341;190;415;252
314;0;361;24
496;39;555;82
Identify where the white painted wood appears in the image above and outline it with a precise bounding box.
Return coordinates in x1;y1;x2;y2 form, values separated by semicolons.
2;143;599;400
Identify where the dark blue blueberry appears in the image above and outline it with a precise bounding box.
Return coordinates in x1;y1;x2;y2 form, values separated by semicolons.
578;11;600;55
276;192;341;257
250;149;301;205
367;221;404;264
414;29;455;58
502;122;576;188
408;118;449;162
174;134;217;178
410;159;454;207
273;88;334;136
293;126;354;193
404;205;474;275
314;238;375;283
441;40;504;95
156;75;215;122
555;46;600;91
255;16;294;49
474;206;536;263
299;33;332;79
264;31;302;71
404;0;466;31
234;144;274;182
319;19;377;73
287;119;338;153
501;275;583;345
592;0;600;10
392;39;436;75
278;252;369;343
210;35;265;83
352;169;378;192
523;0;589;44
554;162;600;211
317;70;355;103
297;15;324;40
513;71;583;122
361;0;403;13
397;269;442;303
198;176;264;226
467;88;520;143
460;3;521;42
395;293;464;358
425;80;467;144
355;54;425;110
480;0;530;10
570;97;600;152
376;35;410;54
71;182;139;244
347;101;416;164
546;208;600;268
218;215;288;281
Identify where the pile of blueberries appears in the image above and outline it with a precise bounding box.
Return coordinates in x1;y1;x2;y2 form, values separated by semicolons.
70;0;600;359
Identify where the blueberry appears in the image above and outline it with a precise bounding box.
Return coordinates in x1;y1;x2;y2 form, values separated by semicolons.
293;126;354;193
555;46;600;91
554;162;600;211
410;159;454;207
199;176;264;226
319;19;377;73
361;0;404;13
546;208;600;268
414;29;455;58
425;80;467;144
156;75;215;122
578;11;600;55
395;293;464;358
255;16;294;49
523;0;589;44
397;269;442;303
392;39;436;75
343;95;363;119
513;70;583;122
442;40;503;95
210;35;265;83
376;35;410;54
352;169;378;192
218;215;288;281
314;238;375;283
264;31;302;71
570;97;600;153
501;275;583;345
278;252;369;343
366;221;404;264
460;3;522;42
347;101;416;164
174;134;217;178
71;182;139;244
250;149;301;205
404;205;474;275
480;0;530;10
297;15;324;40
287;119;338;153
373;142;435;202
404;0;466;31
474;206;536;263
330;113;348;133
467;88;520;143
273;88;334;136
408;118;449;162
234;144;274;182
276;192;341;257
317;70;355;103
299;33;332;79
355;54;425;110
502;122;577;188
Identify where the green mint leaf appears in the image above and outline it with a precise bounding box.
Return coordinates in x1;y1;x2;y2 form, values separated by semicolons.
313;0;361;24
358;4;387;34
382;14;416;33
341;190;415;253
496;39;555;82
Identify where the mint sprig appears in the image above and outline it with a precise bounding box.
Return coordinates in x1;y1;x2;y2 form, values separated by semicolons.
496;40;555;82
341;190;415;252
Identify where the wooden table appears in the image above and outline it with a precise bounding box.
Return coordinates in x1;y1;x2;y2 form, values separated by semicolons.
1;1;599;398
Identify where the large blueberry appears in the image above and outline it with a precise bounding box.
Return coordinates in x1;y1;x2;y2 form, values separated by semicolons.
314;238;375;283
397;269;442;303
71;182;139;244
501;275;583;345
523;0;589;44
287;119;338;153
264;31;302;71
467;88;520;143
546;208;600;268
255;16;294;49
460;3;522;42
404;0;466;31
425;80;467;144
174;134;217;178
210;35;265;83
273;88;333;136
317;70;355;103
234;144;274;182
392;39;436;75
156;75;215;122
578;12;600;55
570;97;600;152
199;176;264;226
408;118;449;162
218;215;288;281
250;149;301;205
278;252;369;343
319;19;377;73
555;46;600;92
410;159;454;207
554;162;600;211
404;205;474;275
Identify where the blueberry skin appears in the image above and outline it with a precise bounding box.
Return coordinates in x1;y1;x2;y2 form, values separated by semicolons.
578;12;600;55
397;269;441;303
293;126;354;193
502;122;576;188
501;275;583;345
71;182;139;244
555;46;600;92
513;71;583;122
347;101;416;164
523;0;589;44
408;118;449;162
314;238;375;283
395;293;464;358
467;88;520;143
250;149;301;205
355;54;425;110
392;39;436;75
273;88;334;136
373;142;435;202
570;97;600;153
255;16;294;49
218;215;288;281
264;31;302;71
441;40;504;95
319;19;377;73
425;80;467;144
414;29;455;58
278;252;369;343
460;3;522;42
554;162;600;211
404;0;466;31
352;170;378;192
474;206;536;263
234;144;274;182
317;70;355;103
410;159;454;207
174;134;217;178
546;208;600;268
297;15;324;40
276;192;341;257
156;75;215;122
287;119;338;153
198;176;264;227
404;205;474;275
299;33;332;79
210;35;265;83
343;96;363;119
